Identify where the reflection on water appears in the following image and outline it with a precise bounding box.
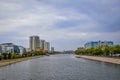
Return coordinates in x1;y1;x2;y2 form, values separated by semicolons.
0;54;120;80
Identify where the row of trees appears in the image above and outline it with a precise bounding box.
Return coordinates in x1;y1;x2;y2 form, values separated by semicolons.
0;51;47;60
75;45;120;56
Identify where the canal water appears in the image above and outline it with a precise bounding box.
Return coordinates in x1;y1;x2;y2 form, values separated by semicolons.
0;54;120;80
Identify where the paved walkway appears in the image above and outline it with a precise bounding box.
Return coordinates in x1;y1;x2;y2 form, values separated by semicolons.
76;55;120;64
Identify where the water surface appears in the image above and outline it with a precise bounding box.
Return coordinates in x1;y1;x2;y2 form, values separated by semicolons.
0;54;120;80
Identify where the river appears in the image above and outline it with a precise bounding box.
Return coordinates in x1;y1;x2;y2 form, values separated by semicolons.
0;54;120;80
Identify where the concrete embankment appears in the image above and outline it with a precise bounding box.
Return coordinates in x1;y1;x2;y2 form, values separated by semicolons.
0;56;41;67
75;55;120;64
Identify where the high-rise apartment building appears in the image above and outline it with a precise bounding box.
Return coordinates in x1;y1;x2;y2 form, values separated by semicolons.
40;40;45;50
46;42;50;52
30;36;40;51
44;42;50;52
30;36;50;52
85;41;114;49
51;47;54;52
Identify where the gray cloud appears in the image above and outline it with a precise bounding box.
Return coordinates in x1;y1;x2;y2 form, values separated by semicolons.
0;0;120;51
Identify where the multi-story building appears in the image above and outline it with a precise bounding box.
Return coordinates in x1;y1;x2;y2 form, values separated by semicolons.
51;47;54;52
6;45;20;53
0;43;24;54
85;41;114;49
40;40;45;51
0;43;14;53
25;48;31;52
18;46;26;54
77;47;84;50
44;42;50;52
30;36;51;52
30;36;40;51
46;42;50;52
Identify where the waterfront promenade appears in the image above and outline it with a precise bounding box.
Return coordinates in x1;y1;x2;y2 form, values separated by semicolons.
75;55;120;64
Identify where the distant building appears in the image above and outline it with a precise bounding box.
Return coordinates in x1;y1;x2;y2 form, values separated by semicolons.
51;47;54;52
77;47;84;50
18;46;26;54
40;40;45;51
25;48;31;52
30;36;40;51
0;43;25;54
29;36;51;52
40;40;50;52
0;43;14;53
47;42;50;52
44;42;50;52
6;45;20;53
85;41;114;49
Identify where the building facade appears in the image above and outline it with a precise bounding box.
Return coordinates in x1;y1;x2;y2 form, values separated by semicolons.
51;47;54;52
18;46;26;54
46;42;50;52
6;45;20;53
85;41;114;49
0;43;14;53
0;43;24;54
77;47;84;50
40;40;45;51
30;36;40;51
29;36;51;52
44;42;50;52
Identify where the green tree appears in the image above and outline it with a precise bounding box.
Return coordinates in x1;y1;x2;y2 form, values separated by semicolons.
114;45;120;54
11;53;17;59
8;53;12;59
93;47;103;55
102;46;110;56
2;53;8;60
75;50;82;55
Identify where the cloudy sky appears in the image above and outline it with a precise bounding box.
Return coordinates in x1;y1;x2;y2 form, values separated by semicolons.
0;0;120;51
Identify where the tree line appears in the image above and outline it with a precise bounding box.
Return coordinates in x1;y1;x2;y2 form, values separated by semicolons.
75;45;120;56
0;51;53;60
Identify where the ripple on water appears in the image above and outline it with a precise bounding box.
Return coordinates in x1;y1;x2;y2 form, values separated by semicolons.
0;54;120;80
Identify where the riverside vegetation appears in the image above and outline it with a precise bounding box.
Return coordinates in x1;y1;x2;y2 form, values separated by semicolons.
75;45;120;57
0;51;54;61
0;51;56;67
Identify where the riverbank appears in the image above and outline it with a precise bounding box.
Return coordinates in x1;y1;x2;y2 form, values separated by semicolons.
75;55;120;64
0;56;42;67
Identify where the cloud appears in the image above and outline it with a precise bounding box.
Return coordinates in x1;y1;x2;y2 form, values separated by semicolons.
0;1;22;11
0;0;120;51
